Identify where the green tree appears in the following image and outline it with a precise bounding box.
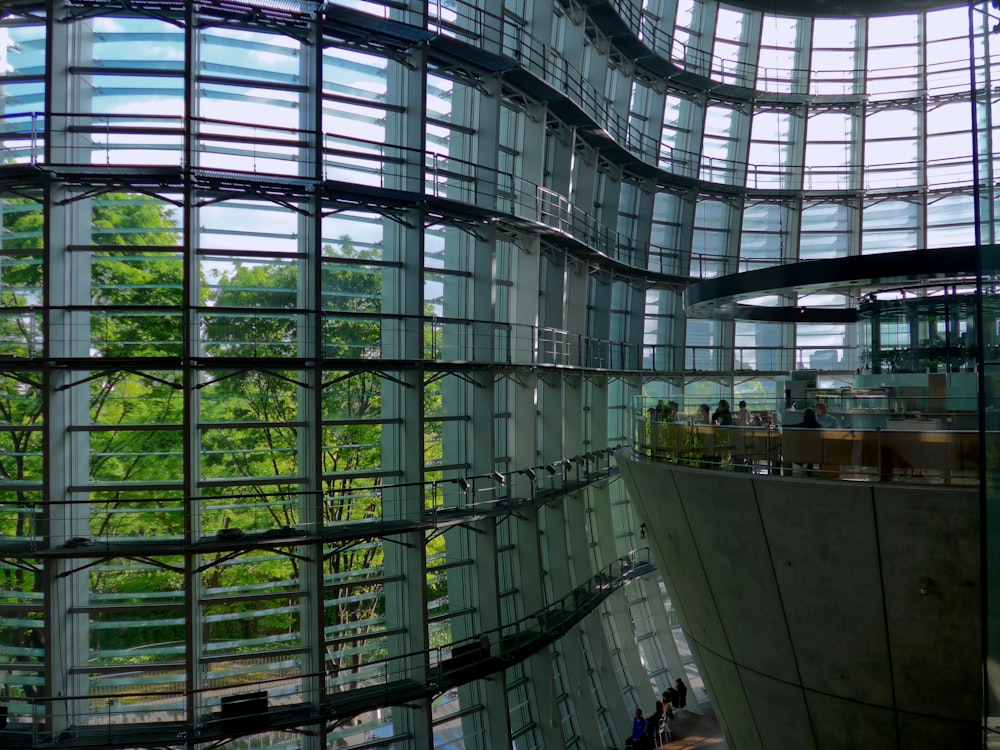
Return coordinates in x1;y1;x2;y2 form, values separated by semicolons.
1;194;182;547
202;236;388;662
1;192;182;689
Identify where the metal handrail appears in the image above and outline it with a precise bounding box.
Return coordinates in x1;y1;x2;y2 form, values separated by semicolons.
633;416;980;485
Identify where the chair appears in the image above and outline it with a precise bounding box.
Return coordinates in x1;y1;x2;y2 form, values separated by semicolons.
657;712;673;745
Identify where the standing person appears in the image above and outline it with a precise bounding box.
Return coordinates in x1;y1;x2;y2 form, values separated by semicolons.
735;400;752;426
814;402;840;428
663;686;677;710
675;677;688;711
708;400;734;466
694;403;714;467
643;701;665;748
793;407;822;476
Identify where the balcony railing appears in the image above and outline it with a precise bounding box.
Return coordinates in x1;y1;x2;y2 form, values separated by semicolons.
632;416;979;485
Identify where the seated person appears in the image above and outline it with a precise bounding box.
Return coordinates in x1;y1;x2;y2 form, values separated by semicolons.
625;707;646;748
711;399;733;425
642;701;665;748
814;402;840;428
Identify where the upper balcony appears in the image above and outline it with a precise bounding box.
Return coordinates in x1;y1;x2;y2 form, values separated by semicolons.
629;396;981;486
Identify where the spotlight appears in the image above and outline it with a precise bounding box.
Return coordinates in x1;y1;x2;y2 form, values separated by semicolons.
545;464;557;475
489;471;506;485
519;467;537;481
456;478;470;492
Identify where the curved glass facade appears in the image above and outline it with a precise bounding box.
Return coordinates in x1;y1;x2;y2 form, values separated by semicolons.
1;0;999;747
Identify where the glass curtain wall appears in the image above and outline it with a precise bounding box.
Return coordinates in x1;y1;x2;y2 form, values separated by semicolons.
6;0;1000;747
0;1;682;748
646;4;995;422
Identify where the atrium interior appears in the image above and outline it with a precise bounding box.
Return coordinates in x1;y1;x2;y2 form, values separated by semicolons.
1;0;999;749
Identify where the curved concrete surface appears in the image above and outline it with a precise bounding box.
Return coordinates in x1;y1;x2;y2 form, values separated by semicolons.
617;451;981;750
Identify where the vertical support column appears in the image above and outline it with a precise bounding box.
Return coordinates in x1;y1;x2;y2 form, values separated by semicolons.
780;200;801;374
645;580;690;699
743;10;762;91
510;371;563;748
181;2;204;731
381;367;431;744
563;462;603;745
631;177;657;283
381;9;431;738
587;275;611;369
539;494;572;710
603;585;654;709
42;367;90;733
542;126;574;214
510;234;540;366
517;510;566;749
688;0;719;79
561;628;606;745
439;213;509;747
563;255;587;372
430;57;510;747
42;3;92;732
456;63;512;730
380;186;429;749
621;282;646;372
578;608;632;743
517;100;547;226
604;371;660;714
296;13;326;747
868;302;881;375
975;11;997;246
969;3;1000;724
531;369;569;741
584;482;635;736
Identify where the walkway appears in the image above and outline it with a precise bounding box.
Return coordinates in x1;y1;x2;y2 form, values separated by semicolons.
0;557;654;750
659;706;728;750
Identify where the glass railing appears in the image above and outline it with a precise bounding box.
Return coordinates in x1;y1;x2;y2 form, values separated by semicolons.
603;0;988;100
631;409;980;485
0;450;619;551
8;310;648;372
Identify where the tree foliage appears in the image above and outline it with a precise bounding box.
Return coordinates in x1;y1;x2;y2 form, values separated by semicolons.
0;201;438;681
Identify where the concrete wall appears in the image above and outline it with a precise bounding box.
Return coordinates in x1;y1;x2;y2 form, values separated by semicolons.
617;453;981;750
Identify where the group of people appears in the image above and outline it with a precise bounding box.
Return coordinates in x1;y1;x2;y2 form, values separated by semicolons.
796;401;840;429
696;399;767;427
694;399;736;425
624;678;688;749
659;398;841;430
704;399;840;430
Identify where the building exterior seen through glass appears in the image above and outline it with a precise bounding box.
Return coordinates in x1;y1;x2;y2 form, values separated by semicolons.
1;0;999;748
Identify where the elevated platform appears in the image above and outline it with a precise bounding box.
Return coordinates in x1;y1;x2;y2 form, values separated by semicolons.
617;449;981;750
